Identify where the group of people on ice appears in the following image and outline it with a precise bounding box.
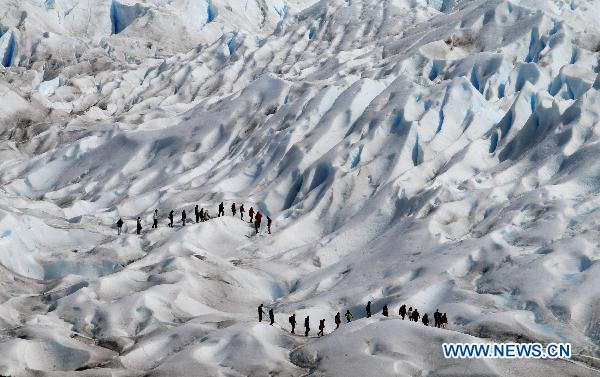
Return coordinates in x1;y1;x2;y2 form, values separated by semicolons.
115;202;273;235
258;301;448;336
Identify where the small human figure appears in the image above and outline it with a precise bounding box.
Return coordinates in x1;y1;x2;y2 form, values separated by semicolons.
269;308;275;325
136;217;142;235
267;216;272;234
258;304;265;322
366;301;372;318
249;207;255;223
382;305;388;317
254;212;262;234
218;202;225;217
195;205;200;223
289;313;296;334
168;210;174;228
116;218;124;235
240;204;245;220
152;209;159;228
411;309;420;323
345;310;353;323
181;210;187;226
199;208;204;222
231;203;236;216
441;313;448;328
407;307;413;321
434;309;441;328
422;313;429;326
304;316;310;336
399;304;407;320
204;209;209;221
335;312;341;329
318;319;325;336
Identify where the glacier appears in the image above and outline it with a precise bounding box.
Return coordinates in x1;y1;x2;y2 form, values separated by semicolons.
0;0;599;375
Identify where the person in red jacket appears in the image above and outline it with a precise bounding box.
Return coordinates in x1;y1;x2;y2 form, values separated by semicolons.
318;319;325;336
254;212;262;234
248;207;255;223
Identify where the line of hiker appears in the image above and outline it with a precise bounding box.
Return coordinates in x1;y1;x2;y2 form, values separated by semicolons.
115;202;273;235
257;301;449;337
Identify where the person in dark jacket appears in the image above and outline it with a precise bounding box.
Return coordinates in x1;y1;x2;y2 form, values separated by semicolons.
255;212;262;234
240;204;245;220
116;218;124;235
267;216;272;234
200;208;204;222
136;217;142;235
152;209;159;228
317;319;325;336
411;309;420;323
399;304;407;320
181;210;187;226
382;305;388;317
345;310;353;323
304;316;310;336
218;202;225;217
269;308;275;325
422;313;429;326
441;313;448;328
434;309;441;328
258;304;265;322
195;205;200;223
231;203;237;216
168;210;174;227
335;312;342;329
249;207;255;223
366;301;372;318
289;314;296;334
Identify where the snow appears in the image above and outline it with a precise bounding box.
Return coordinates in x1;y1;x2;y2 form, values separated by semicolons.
0;0;599;375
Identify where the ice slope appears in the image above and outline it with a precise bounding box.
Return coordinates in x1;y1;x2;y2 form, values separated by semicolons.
0;0;600;375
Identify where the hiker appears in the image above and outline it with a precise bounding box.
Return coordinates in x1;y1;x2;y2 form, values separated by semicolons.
181;210;187;226
269;308;275;325
195;205;200;223
116;218;124;235
366;301;372;318
168;210;174;228
422;313;429;326
441;313;448;328
345;310;353;323
256;211;263;226
218;202;225;217
267;216;272;234
318;319;325;336
304;316;310;336
152;210;159;228
249;207;255;223
136;217;142;235
289;314;296;334
399;304;407;320
199;208;205;222
255;212;263;234
335;312;341;329
204;209;209;221
407;307;413;321
240;204;245;220
231;203;237;216
258;304;265;322
382;305;388;317
434;309;441;328
411;309;420;323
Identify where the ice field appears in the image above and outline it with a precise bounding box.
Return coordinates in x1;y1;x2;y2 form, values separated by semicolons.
0;0;599;375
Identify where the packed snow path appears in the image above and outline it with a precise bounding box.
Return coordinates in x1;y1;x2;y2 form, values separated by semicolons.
1;0;600;375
